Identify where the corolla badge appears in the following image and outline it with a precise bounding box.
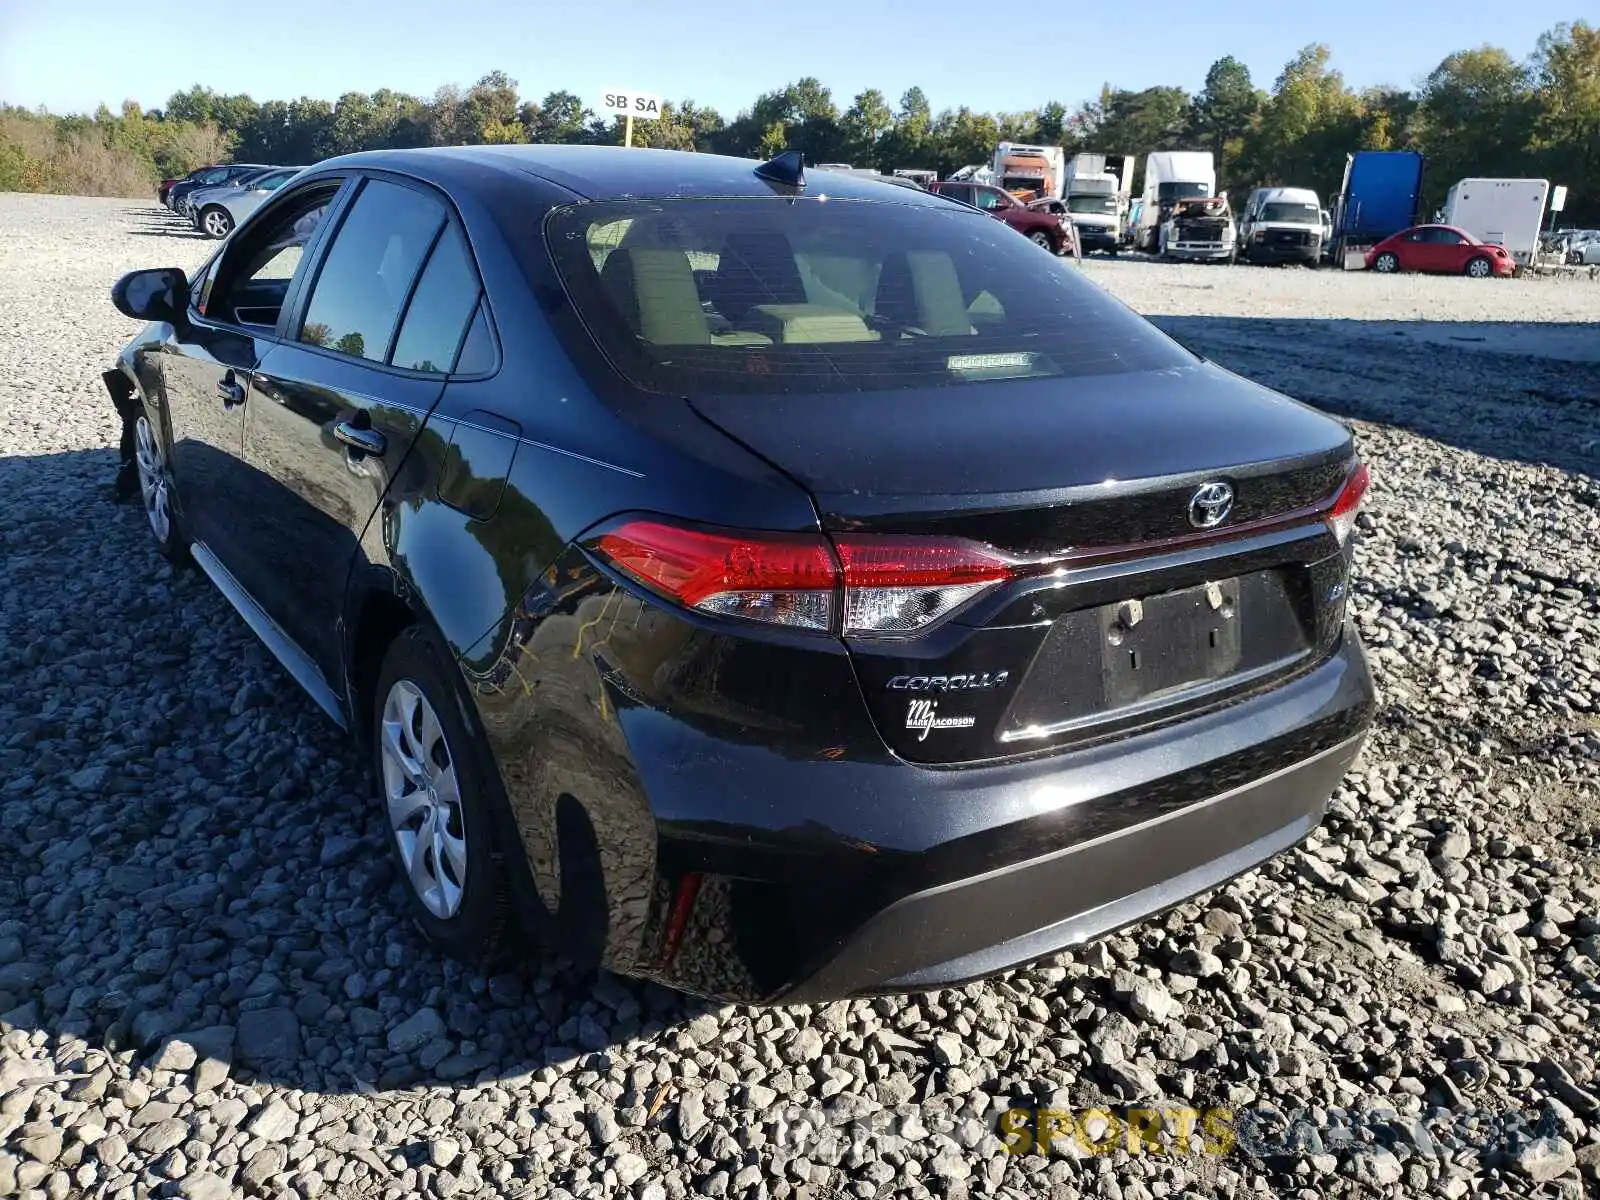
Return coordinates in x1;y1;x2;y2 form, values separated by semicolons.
1188;481;1234;529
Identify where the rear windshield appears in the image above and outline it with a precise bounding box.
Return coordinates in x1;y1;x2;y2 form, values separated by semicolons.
544;197;1188;396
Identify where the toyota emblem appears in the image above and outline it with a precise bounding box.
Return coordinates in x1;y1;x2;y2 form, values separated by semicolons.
1188;481;1234;529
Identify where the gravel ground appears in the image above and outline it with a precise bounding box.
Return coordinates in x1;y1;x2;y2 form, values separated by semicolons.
1;193;1599;1200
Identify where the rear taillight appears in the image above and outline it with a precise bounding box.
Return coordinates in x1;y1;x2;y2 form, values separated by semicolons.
593;521;836;631
589;519;1028;638
1326;462;1370;546
835;536;1020;634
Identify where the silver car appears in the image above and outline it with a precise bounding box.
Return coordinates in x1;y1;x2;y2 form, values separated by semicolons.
190;167;305;239
1564;231;1600;266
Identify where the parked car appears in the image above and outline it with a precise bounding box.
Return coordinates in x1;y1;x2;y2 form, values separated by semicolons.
178;167;280;221
159;164;230;207
107;145;1374;1003
928;179;1075;255
190;167;306;238
166;164;274;215
1365;224;1515;277
1563;230;1600;265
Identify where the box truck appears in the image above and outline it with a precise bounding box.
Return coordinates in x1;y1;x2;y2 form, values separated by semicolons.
991;143;1067;201
1063;153;1135;255
1137;152;1215;252
1441;178;1550;265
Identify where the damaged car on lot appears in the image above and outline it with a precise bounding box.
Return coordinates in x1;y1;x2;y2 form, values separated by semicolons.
105;145;1374;1004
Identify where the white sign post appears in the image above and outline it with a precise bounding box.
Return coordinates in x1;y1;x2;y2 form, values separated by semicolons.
1549;185;1568;233
598;90;664;148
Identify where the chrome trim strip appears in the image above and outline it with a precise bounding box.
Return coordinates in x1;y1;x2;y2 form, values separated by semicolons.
189;542;347;730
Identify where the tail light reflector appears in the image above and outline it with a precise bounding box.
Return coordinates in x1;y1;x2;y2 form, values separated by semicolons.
590;520;1028;638
1326;462;1370;545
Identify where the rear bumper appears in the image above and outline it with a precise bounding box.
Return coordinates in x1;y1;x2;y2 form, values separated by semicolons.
784;727;1362;1001
608;625;1374;1003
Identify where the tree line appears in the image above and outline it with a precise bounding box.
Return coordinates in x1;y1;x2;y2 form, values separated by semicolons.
1;20;1595;224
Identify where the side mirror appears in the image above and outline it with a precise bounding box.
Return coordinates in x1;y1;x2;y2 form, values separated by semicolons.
111;267;188;323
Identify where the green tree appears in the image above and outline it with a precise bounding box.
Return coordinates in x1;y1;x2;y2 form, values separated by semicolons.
1244;45;1362;194
841;88;893;166
1419;48;1534;186
529;90;591;143
1037;101;1068;144
1191;56;1261;170
1529;21;1600;204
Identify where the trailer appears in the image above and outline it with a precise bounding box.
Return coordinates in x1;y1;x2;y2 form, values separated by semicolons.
1441;178;1551;266
1330;150;1424;265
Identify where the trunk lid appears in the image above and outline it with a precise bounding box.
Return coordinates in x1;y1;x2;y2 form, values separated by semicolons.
688;362;1359;765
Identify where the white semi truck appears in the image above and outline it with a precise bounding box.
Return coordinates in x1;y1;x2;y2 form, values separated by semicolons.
1441;178;1550;265
1062;153;1135;255
1137;151;1216;253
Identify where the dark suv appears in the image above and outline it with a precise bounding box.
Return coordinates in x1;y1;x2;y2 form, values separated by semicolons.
108;146;1374;1004
929;180;1075;254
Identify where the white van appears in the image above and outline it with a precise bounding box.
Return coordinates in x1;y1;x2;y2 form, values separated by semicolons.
1237;187;1323;265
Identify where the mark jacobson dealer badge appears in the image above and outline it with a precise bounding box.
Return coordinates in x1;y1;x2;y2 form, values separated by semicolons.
906;699;977;741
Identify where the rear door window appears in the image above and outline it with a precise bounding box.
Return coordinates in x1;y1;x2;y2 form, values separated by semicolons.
545;196;1188;396
389;223;484;373
297;179;445;362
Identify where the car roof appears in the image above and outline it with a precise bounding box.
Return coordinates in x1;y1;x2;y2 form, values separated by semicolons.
308;145;962;208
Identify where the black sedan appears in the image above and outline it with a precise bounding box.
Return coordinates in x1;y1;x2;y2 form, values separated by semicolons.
106;145;1375;1003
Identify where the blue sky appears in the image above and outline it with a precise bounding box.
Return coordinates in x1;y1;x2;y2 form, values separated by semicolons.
0;0;1582;119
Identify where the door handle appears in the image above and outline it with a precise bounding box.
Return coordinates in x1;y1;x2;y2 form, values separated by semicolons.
216;375;246;407
333;421;386;458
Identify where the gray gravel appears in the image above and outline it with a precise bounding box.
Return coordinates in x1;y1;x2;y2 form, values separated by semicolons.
2;194;1598;1199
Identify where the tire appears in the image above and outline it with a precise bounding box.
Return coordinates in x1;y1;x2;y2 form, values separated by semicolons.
1570;251;1585;266
1029;230;1053;251
133;407;188;564
372;627;519;967
199;206;234;239
1465;256;1493;279
1373;252;1399;274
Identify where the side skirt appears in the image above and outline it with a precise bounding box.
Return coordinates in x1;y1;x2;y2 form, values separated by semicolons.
189;541;348;731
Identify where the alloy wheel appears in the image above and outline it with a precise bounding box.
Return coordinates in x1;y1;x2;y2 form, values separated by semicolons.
133;414;171;542
380;679;469;919
202;209;231;238
1374;253;1398;273
1467;258;1492;278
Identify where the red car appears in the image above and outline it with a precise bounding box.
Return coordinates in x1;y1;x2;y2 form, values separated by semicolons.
1365;225;1515;278
928;181;1074;255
